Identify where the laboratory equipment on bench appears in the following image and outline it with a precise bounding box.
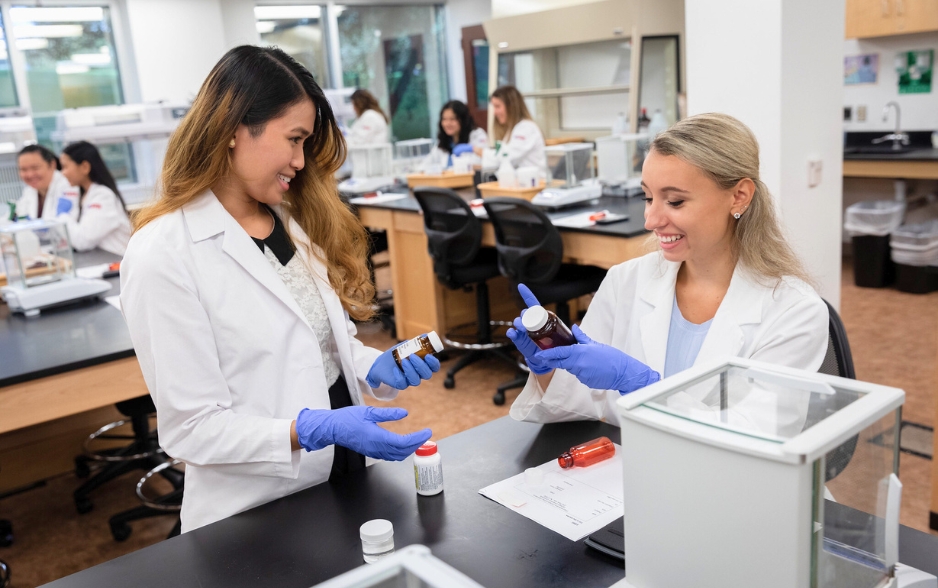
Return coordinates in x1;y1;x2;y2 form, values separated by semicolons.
595;133;648;194
531;143;602;209
337;143;397;195
0;219;109;317
314;544;484;587
0;108;37;206
614;357;937;588
394;138;434;175
50;102;190;207
323;88;356;131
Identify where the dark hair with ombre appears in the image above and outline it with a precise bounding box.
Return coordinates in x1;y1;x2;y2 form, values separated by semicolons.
133;45;376;320
62;140;126;212
436;100;475;155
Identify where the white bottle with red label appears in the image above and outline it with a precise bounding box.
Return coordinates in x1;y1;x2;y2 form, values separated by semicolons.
413;441;443;496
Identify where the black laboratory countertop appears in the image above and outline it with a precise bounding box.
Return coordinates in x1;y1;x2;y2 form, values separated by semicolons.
350;191;650;239
0;249;132;388
42;416;938;588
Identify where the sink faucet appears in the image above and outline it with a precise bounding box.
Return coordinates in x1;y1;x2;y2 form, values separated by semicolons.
872;101;910;150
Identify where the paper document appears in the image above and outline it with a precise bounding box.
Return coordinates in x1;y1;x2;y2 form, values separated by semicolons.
349;192;409;205
104;295;121;311
478;446;624;541
551;211;600;228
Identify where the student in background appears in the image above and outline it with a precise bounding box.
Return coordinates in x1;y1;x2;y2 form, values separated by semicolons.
58;141;131;256
422;100;487;170
477;85;546;172
347;89;390;145
15;144;78;221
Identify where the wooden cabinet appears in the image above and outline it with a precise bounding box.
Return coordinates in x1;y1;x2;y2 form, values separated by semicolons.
846;0;938;38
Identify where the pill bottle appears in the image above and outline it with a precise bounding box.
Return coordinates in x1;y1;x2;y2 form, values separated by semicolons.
413;441;444;496
360;519;395;563
522;305;576;350
393;331;444;368
558;436;616;469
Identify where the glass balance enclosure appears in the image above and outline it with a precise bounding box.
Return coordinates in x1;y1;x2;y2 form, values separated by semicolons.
0;219;74;289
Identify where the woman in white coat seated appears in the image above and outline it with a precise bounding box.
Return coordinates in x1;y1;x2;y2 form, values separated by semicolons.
120;46;440;533
476;85;546;173
507;113;829;424
420;100;487;170
346;89;389;146
58;141;131;256
14;144;78;221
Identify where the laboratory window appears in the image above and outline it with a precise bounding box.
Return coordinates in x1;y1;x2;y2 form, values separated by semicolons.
255;5;329;87
0;11;18;108
336;4;448;141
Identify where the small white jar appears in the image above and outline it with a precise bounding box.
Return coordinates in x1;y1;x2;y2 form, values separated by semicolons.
360;519;394;563
413;441;444;496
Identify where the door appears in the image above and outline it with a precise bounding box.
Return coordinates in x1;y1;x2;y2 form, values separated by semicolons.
461;25;489;132
382;34;430;141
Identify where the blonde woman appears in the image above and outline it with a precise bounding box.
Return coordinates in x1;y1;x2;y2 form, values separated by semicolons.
477;85;546;172
507;113;828;424
120;46;438;532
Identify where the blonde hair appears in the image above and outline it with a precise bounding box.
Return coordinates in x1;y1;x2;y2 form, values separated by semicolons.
650;112;811;286
134;46;375;321
491;85;534;141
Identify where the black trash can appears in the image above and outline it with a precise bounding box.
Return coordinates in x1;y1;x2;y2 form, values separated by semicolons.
895;264;938;294
852;235;895;288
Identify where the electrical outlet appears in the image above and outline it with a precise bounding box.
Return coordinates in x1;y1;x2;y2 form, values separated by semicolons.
808;159;823;188
857;105;867;122
844;106;852;121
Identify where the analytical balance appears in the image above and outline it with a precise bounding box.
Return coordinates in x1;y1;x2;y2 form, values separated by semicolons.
532;142;602;209
337;143;397;194
0;219;109;317
595;132;648;193
615;357;934;588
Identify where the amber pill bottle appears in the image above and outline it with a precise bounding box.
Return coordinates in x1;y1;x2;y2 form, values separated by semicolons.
522;305;576;350
393;331;444;368
558;436;616;468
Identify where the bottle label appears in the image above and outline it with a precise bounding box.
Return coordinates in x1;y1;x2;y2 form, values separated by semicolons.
414;461;444;493
395;338;422;360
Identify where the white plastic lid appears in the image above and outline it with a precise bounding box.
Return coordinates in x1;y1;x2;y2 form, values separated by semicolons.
360;519;394;542
524;467;545;486
426;331;444;353
521;305;548;331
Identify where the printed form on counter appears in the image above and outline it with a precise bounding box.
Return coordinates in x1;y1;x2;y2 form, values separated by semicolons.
478;443;623;541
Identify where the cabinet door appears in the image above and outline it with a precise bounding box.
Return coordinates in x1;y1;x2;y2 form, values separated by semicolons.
846;0;897;38
894;0;938;34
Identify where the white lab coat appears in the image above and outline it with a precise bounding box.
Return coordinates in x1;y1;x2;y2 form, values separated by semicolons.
510;252;829;424
59;183;131;256
120;191;397;532
501;119;546;173
14;170;79;222
347;109;389;146
420;127;488;171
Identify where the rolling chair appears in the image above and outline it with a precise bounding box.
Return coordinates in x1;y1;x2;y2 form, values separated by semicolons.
413;187;520;389
482;197;608;405
367;228;396;337
73;395;166;514
109;459;184;542
811;299;859;481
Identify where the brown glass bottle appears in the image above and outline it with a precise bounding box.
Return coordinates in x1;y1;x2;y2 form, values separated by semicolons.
558;436;616;468
522;305;575;350
393;331;444;368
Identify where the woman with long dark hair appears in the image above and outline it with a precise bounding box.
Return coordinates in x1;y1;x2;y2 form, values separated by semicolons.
58;141;130;255
121;46;439;532
346;88;389;145
14;144;76;221
421;100;487;170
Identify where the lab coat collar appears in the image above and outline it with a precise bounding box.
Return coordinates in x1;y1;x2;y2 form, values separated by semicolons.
638;258;764;372
182;191;313;330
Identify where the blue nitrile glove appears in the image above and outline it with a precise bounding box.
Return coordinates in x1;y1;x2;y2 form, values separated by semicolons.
366;342;441;390
537;324;661;394
452;143;474;156
505;283;553;375
296;406;432;461
56;197;73;215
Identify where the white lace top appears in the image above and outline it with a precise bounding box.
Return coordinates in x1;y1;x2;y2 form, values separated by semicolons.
261;246;341;387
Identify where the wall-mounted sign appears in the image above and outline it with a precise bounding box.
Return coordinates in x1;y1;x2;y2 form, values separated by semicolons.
845;54;878;85
896;49;932;94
